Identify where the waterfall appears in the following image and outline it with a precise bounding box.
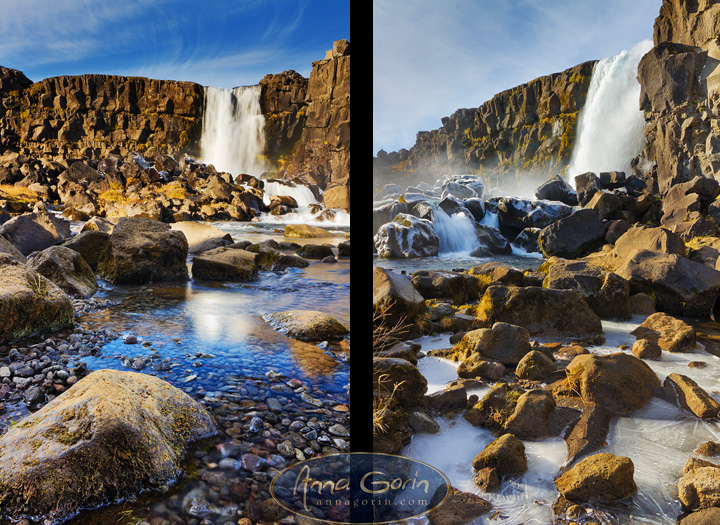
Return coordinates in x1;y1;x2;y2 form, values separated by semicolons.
201;85;266;176
262;181;318;207
565;39;653;184
433;207;480;254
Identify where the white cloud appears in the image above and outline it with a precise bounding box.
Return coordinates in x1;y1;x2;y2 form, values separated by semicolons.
373;0;660;154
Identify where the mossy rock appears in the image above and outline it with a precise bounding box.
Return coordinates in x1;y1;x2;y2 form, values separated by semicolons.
0;369;217;523
264;309;348;341
191;246;259;282
283;224;333;238
296;243;334;259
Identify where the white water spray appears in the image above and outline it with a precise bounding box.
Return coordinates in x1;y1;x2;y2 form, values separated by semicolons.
433;207;480;254
262;181;317;207
566;40;653;184
201;86;267;176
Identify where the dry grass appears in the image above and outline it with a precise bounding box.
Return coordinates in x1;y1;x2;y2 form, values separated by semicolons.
372;301;414;352
373;373;405;434
0;184;38;202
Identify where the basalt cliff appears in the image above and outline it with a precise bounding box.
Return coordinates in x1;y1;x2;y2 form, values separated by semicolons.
0;39;350;208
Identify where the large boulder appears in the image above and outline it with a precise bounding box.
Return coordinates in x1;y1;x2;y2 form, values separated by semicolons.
537;209;606;259
613;225;686;259
191;246;258;282
630;312;696;352
555;453;637;503
543;258;630;319
263;310;349;341
563;353;660;414
453;323;530;366
0;211;71;255
373;357;427;407
427;486;492;525
373;267;425;326
169;222;233;254
374;213;440;258
0;257;74;344
0;369;217;523
535;175;578;206
411;270;480;305
679;466;720;512
472;434;527;477
61;231;111;272
284;224;333;238
0;235;26;263
97;218;189;284
495;197;573;234
27;246;98;299
615;249;720;317
476;286;602;338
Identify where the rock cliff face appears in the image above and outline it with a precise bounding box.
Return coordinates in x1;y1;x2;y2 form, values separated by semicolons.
373;61;596;194
636;0;720;194
260;39;350;207
0;40;350;197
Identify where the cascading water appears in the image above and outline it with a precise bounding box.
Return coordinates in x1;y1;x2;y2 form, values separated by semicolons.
433;206;480;254
565;39;653;184
262;181;317;207
201;85;266;176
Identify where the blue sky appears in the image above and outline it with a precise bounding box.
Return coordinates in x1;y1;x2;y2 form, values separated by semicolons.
0;0;349;88
374;0;661;154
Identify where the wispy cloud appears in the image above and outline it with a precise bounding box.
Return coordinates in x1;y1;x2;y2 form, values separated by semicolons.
373;0;660;154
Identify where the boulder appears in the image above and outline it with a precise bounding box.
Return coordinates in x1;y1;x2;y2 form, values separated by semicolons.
0;211;71;255
631;339;662;360
535;175;578;206
664;373;720;419
515;350;556;381
464;383;522;428
27;246;98;299
426;486;492;525
255;245;309;271
0;369;217;523
537;209;605;259
453;323;530;366
678;507;720;525
373;267;425;326
470;225;512;256
555;453;637;503
476;286;602;338
615;250;720;317
373;358;427;407
0;257;74;344
543;258;630;319
191;247;258;282
495;197;573;234
584;190;622;221
574;172;602;206
472;434;527;477
80;216;119;234
0;235;26;263
263;310;348;341
283;224;333;238
97;218;189;284
630;312;696;352
503;389;556;440
614;225;686;259
457;357;507;381
374;213;440;258
470;262;525;287
563;353;660;414
679;466;720;511
296;243;334;259
169;222;233;254
411;270;480;305
61;231;110;272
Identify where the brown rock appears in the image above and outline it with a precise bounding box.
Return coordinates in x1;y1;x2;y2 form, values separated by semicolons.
555;453;637;503
427;486;492;525
631;339;662;360
472;434;527;477
631;312;696;352
664;373;720;419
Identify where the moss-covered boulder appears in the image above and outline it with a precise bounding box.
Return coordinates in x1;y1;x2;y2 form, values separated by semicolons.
0;256;74;344
0;369;217;523
61;230;110;272
563;352;660;414
263;310;349;341
28;246;98;299
555;453;637;503
472;434;527;477
295;242;334;259
476;285;602;338
191;246;258;281
283;224;333;238
97;218;189;284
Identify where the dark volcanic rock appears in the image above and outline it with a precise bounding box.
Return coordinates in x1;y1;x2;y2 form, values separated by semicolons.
538;209;605;259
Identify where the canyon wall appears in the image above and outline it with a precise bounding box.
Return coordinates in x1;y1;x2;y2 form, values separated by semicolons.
0;40;350;202
373;60;596;194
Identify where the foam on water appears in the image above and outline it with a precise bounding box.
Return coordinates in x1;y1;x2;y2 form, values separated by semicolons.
262;181;318;207
433;207;480;255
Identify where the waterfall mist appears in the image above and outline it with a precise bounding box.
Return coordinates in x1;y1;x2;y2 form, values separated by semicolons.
201;86;267;176
565;39;653;185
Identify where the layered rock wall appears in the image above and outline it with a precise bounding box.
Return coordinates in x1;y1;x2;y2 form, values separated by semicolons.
373;61;596;193
637;0;720;194
0;40;350;199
